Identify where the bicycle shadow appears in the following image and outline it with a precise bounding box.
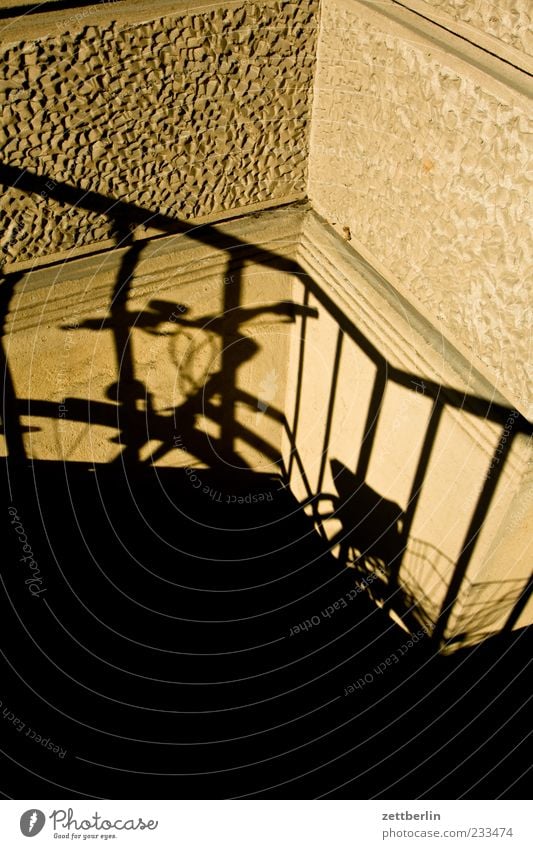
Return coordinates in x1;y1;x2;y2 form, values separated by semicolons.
309;459;405;610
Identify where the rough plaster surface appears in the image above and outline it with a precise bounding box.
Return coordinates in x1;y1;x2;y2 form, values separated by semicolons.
308;0;532;411
418;0;533;57
0;0;317;268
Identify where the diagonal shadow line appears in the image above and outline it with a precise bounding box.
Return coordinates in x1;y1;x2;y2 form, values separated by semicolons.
0;165;315;474
433;430;517;643
2;162;531;648
106;232;146;465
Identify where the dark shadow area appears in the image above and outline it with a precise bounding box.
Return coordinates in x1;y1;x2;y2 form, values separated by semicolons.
1;163;532;798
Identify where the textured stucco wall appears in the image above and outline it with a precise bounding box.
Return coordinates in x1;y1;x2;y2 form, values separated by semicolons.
416;0;532;57
308;0;532;413
0;0;317;269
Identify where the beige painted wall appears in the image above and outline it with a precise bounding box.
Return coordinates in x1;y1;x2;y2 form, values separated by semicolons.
308;0;532;417
0;0;318;269
409;0;532;59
